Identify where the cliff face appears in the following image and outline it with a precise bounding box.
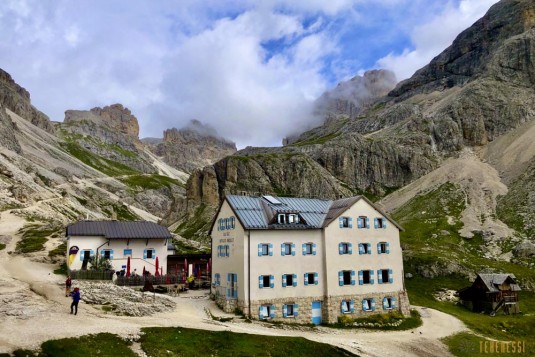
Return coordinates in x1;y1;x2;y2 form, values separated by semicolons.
175;0;535;242
147;120;237;174
0;69;54;133
61;104;155;174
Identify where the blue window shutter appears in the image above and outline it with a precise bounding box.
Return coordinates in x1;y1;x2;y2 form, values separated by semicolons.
269;244;273;256
374;218;378;228
383;297;388;309
371;298;376;311
90;250;94;258
350;299;355;313
348;217;353;228
314;272;318;285
110;250;114;260
152;249;156;258
291;243;295;256
367;243;372;255
340;301;346;313
338;271;344;286
259;276;263;289
281;243;285;256
386;242;390;254
377;242;381;254
338;243;343;255
370;272;374;285
270;305;275;319
339;217;343;228
227;288;230;298
227;273;231;282
283;304;287;318
389;269;393;283
143;249;147;259
351;270;355;285
348;243;353;255
217;245;220;257
80;251;84;261
293;274;297;287
304;273;308;286
357;218;363;229
100;250;105;258
358;270;363;285
383;220;387;229
362;299;367;311
359;243;364;255
226;245;230;257
258;244;262;256
302;243;307;255
366;217;370;229
259;306;264;319
282;274;287;287
231;217;235;229
392;297;397;309
270;275;274;288
233;274;238;298
294;304;298;317
312;243;317;255
217;219;220;231
378;269;383;284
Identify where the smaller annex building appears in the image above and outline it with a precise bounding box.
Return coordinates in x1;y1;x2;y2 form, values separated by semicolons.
66;221;172;275
459;273;521;315
210;194;410;324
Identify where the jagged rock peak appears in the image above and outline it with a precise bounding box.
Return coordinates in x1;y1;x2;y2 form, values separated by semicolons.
315;69;397;117
0;68;54;133
163;119;235;145
390;0;535;99
65;103;140;140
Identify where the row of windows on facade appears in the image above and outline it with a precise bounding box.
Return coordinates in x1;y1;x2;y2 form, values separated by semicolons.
217;216;236;231
339;216;388;229
251;242;389;258
258;296;396;320
242;269;394;288
77;248;157;261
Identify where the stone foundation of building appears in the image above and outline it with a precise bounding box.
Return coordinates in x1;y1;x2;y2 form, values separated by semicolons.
213;289;410;324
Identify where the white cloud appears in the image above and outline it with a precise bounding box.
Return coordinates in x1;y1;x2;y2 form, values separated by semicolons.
377;0;499;80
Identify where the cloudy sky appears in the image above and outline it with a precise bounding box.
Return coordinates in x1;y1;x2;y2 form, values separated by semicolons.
0;0;498;148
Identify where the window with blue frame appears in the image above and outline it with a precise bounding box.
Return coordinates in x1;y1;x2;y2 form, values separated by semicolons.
281;243;295;256
359;243;371;255
339;242;352;255
338;270;355;286
362;298;376;312
358;270;374;285
283;303;299;317
282;274;297;287
357;216;369;229
303;242;315;255
144;248;155;259
259;305;275;319
383;296;396;310
374;217;387;229
377;242;389;254
304;272;318;285
340;299;355;314
101;249;113;260
259;275;274;288
258;243;272;256
123;249;132;257
213;273;221;286
378;269;393;284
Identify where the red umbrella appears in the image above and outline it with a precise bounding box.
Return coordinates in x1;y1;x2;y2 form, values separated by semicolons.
142;266;146;276
184;258;188;283
126;256;131;277
155;256;160;276
207;258;211;273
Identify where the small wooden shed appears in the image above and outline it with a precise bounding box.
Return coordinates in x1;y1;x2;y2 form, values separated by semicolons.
458;273;521;315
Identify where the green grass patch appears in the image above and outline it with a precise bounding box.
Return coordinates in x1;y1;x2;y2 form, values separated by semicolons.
139;327;356;357
36;333;136;357
174;204;210;241
16;224;60;254
119;174;184;190
102;203;139;221
54;262;67;276
334;309;422;331
48;242;66;257
60;141;139;177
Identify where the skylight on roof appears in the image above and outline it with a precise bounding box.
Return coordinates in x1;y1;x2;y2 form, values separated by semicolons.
263;195;282;205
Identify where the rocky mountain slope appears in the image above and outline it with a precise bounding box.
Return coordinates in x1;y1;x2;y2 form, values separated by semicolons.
173;0;535;286
142;119;237;174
